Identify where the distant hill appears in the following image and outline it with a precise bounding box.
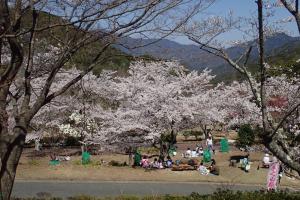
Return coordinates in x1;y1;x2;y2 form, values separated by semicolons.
22;11;300;81
21;11;133;76
116;33;300;82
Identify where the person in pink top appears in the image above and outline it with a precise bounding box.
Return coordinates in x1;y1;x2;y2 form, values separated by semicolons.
141;155;150;168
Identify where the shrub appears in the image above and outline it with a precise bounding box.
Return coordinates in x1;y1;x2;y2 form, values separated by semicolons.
11;190;300;200
182;130;203;141
237;124;255;148
190;130;203;141
40;135;64;147
64;136;81;146
182;131;191;140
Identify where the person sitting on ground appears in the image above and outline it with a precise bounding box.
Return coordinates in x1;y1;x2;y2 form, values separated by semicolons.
242;154;250;172
49;152;60;166
197;161;209;175
262;153;271;168
152;158;159;168
50;152;58;161
166;156;173;168
196;146;204;156
191;149;197;157
209;159;220;176
141;155;150;168
185;148;192;158
158;159;164;169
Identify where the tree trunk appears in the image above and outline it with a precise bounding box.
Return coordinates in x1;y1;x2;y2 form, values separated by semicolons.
0;127;25;200
266;137;300;175
200;124;210;139
159;141;168;162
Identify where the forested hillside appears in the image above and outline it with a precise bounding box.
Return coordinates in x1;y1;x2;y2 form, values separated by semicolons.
24;11;299;82
21;11;132;75
118;33;300;83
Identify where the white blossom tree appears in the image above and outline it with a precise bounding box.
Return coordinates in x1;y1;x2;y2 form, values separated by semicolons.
180;0;300;174
0;0;215;198
90;61;216;159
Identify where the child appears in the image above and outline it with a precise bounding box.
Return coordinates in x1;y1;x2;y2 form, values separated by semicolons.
209;159;219;175
158;159;164;169
152;158;159;168
141;155;150;168
197;162;209;175
166;156;173;168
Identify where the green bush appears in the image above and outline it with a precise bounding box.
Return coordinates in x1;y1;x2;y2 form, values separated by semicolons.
237;124;255;148
64;136;81;146
189;190;300;200
40;135;64;146
182;131;191;140
182;130;203;141
190;130;203;141
12;190;300;200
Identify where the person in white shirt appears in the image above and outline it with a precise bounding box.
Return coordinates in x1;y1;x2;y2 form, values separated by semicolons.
197;162;209;175
262;153;270;167
185;148;192;158
191;149;197;157
206;136;214;154
196;145;204;156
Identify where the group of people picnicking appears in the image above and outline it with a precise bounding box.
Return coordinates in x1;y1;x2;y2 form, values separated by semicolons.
135;152;220;176
139;155;174;169
183;135;215;157
133;133;286;180
133;134;220;176
184;135;219;175
47;131;284;182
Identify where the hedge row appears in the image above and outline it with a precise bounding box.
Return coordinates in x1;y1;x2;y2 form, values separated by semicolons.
12;190;300;200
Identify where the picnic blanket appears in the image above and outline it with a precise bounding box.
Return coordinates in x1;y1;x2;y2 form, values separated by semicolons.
172;158;200;171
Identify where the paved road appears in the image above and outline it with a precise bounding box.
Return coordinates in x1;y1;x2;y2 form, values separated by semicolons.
12;181;296;198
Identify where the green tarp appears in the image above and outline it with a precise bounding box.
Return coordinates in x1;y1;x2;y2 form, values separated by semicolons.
49;160;60;166
220;138;229;152
203;149;211;162
82;151;91;165
134;151;142;166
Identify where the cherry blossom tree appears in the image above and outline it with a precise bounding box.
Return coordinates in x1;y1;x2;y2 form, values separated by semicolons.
27;61;219;160
181;0;300;174
90;61;216;159
0;0;215;198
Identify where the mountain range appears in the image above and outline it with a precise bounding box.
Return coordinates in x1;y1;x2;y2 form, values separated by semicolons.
116;33;300;81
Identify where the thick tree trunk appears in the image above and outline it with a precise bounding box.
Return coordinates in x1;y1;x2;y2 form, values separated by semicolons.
159;141;167;162
201;125;209;139
266;137;300;175
0;127;26;200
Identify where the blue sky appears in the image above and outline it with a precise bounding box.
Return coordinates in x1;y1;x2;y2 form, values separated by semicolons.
173;0;299;45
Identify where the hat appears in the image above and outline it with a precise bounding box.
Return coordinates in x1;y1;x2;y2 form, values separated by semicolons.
265;153;269;157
